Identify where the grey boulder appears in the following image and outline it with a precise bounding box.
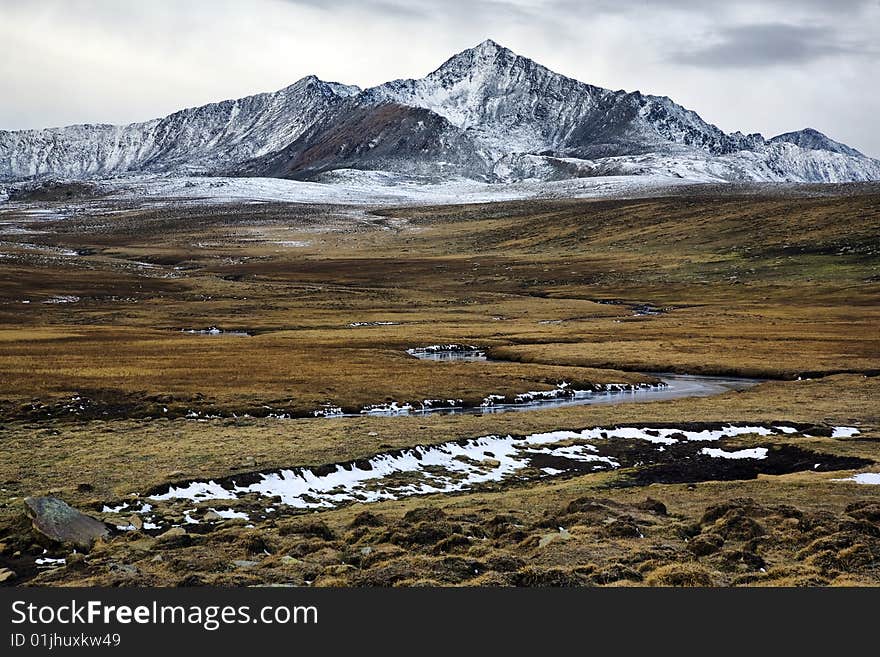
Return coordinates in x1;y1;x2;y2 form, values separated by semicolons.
24;496;110;551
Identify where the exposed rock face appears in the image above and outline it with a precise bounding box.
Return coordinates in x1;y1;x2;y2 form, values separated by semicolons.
248;101;489;180
24;496;110;551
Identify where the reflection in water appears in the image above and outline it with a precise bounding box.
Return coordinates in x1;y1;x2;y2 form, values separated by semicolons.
406;345;487;362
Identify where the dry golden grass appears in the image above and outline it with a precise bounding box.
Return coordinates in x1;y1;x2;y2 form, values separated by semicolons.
0;189;878;586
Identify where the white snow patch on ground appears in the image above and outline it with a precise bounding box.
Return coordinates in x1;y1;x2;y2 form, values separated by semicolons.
35;556;67;567
831;426;860;438
43;295;80;304
147;423;791;509
210;507;250;520
151;480;237;502
349;321;399;327
833;472;880;485
774;426;798;434
700;447;769;460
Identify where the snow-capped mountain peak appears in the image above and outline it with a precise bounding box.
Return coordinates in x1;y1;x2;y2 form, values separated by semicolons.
1;40;878;185
770;128;864;158
363;40;609;156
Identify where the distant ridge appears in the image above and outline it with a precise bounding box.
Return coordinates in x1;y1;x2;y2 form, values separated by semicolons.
2;39;879;184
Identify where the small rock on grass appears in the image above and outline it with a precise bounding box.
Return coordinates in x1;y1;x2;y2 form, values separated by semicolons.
538;527;572;548
155;527;191;548
0;568;15;583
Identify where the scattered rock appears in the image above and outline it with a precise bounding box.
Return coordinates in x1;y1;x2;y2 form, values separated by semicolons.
232;560;259;569
154;527;191;548
0;568;15;583
538;527;572;548
109;563;139;577
203;510;223;522
126;537;156;554
128;515;143;531
24;497;110;551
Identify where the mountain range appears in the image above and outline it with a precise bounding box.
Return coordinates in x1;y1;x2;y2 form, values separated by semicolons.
2;39;879;185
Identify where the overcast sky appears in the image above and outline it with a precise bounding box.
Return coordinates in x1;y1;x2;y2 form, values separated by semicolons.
1;0;878;156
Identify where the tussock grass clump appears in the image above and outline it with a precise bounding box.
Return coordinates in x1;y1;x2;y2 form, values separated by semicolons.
646;563;716;587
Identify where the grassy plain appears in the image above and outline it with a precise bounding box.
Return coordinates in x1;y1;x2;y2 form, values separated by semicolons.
0;186;878;585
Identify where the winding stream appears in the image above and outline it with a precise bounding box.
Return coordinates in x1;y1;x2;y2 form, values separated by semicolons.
96;346;867;525
347;346;764;417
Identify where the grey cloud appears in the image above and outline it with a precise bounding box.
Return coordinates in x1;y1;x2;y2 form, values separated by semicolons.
279;0;431;19
282;0;561;24
549;0;877;14
670;23;871;68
